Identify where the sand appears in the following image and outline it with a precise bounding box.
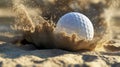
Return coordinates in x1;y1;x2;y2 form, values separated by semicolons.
0;44;120;67
0;0;120;67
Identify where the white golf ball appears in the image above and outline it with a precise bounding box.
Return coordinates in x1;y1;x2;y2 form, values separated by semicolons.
55;12;94;40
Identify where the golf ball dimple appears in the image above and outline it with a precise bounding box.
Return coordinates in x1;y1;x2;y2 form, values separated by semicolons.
55;12;94;40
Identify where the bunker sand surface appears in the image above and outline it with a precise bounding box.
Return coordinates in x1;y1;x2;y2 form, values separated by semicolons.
0;0;120;67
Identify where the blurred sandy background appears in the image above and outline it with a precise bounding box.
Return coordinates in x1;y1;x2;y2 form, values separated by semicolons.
0;0;120;67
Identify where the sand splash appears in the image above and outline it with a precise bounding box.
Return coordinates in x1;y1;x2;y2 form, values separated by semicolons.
11;0;119;51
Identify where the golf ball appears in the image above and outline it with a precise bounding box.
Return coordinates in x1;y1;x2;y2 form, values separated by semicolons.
55;12;94;40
